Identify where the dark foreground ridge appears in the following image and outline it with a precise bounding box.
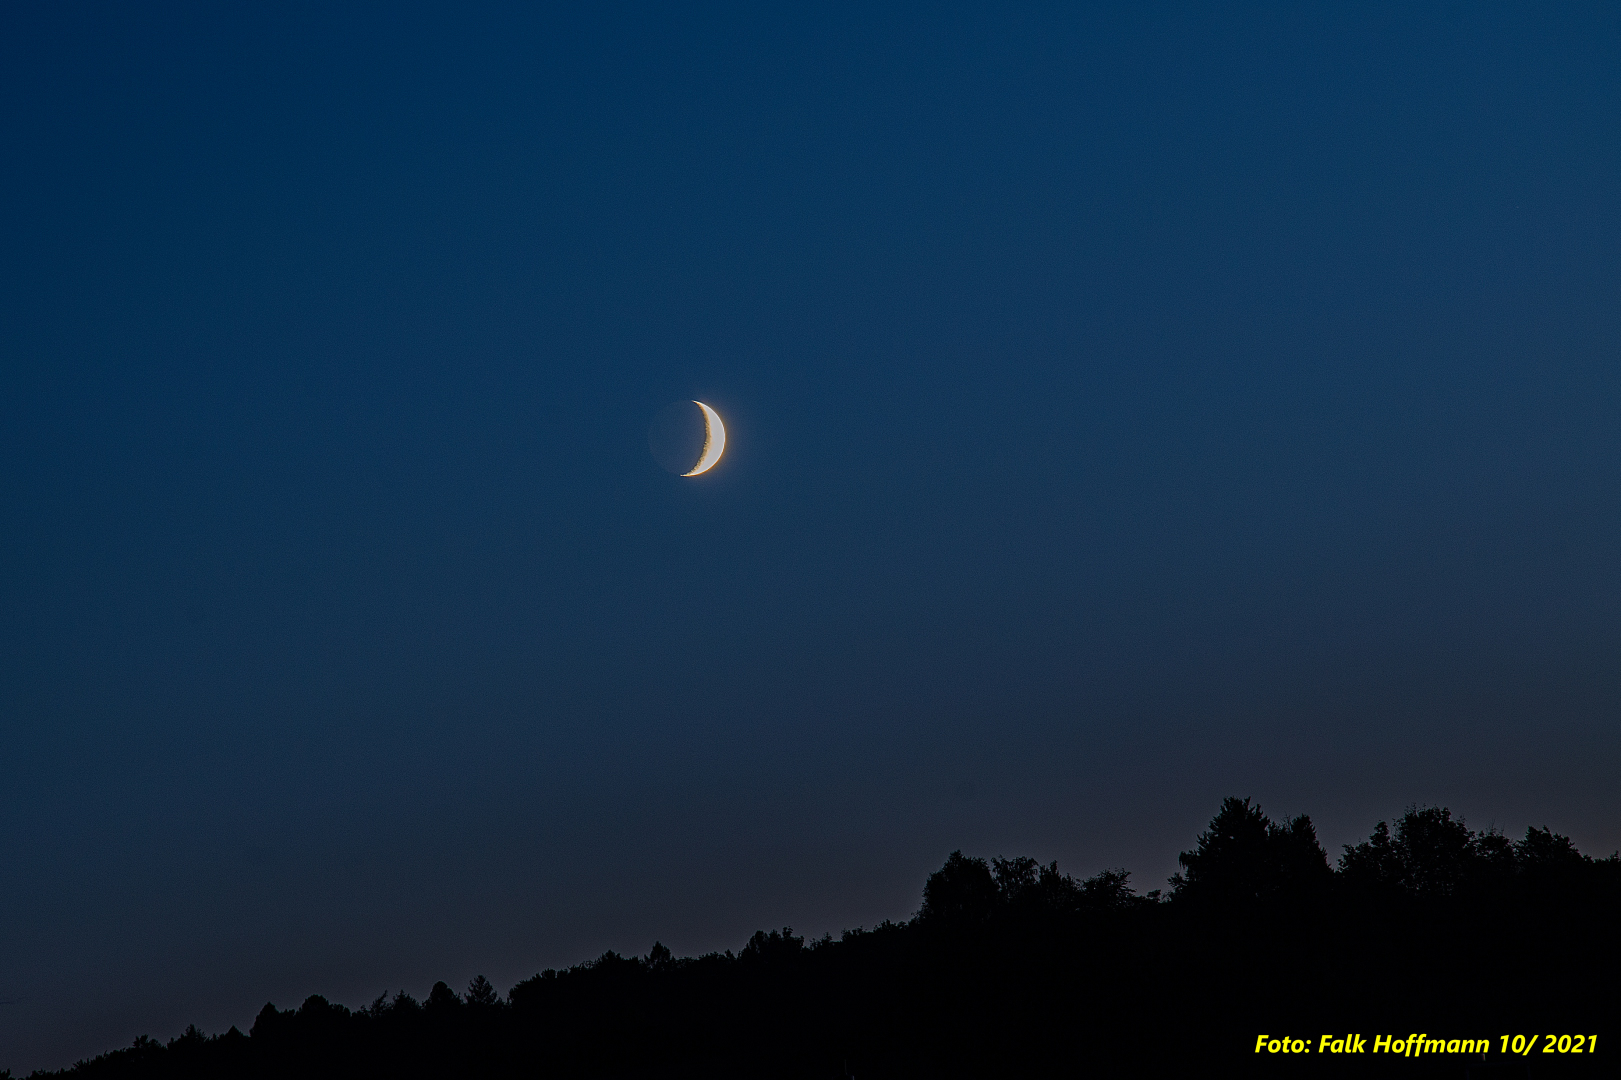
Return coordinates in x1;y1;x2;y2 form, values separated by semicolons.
14;799;1618;1079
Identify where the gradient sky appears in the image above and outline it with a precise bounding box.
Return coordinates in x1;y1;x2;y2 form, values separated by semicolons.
3;3;1620;1070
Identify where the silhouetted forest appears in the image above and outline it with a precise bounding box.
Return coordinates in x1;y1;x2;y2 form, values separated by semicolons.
13;799;1617;1078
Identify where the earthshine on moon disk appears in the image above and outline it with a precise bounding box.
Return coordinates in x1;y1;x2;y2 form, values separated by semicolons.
648;400;726;476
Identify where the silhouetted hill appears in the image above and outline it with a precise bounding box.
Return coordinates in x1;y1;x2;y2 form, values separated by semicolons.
13;800;1616;1078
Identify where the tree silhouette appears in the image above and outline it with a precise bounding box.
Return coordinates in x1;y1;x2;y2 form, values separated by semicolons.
917;850;998;927
1169;796;1330;908
740;927;805;964
464;975;500;1009
1334;804;1605;904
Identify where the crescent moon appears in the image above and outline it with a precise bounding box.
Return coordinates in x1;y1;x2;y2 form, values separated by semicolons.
684;402;726;475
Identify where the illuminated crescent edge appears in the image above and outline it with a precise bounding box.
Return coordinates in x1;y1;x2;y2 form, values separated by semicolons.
684;401;726;475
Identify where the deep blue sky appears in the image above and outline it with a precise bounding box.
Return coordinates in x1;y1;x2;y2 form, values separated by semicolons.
3;2;1620;1069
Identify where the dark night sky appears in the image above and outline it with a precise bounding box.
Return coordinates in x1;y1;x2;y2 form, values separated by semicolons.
3;2;1620;1069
